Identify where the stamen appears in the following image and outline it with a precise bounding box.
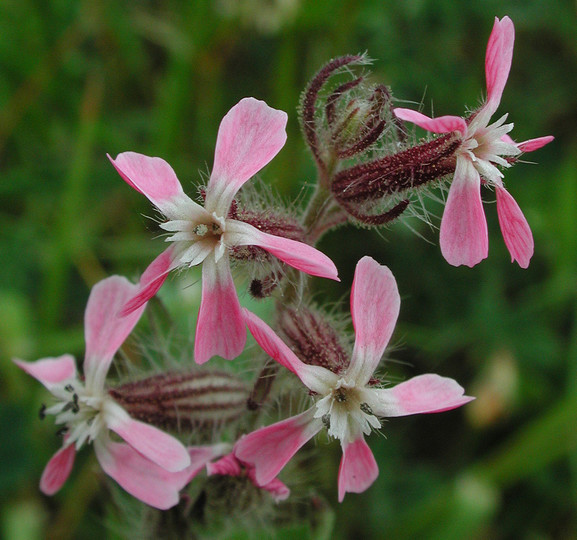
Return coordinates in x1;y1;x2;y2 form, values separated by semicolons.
360;403;373;415
64;384;74;393
62;402;75;413
39;404;46;420
56;427;68;437
71;394;80;414
334;388;347;402
322;414;331;429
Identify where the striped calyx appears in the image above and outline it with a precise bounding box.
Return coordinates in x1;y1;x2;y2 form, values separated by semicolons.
109;370;248;431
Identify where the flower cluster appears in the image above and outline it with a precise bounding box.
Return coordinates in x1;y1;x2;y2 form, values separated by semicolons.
16;15;551;533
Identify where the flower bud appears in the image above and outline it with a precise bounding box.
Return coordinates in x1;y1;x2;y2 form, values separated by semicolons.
109;370;249;432
227;197;315;298
299;54;380;178
327;84;392;160
228;204;306;264
277;305;349;375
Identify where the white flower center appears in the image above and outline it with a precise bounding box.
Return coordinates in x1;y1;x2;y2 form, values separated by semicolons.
160;211;227;265
461;111;521;184
42;381;115;450
313;378;380;443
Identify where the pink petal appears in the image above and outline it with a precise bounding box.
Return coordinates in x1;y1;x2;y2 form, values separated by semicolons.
346;257;400;386
439;157;488;267
206;98;288;215
14;355;77;391
84;276;147;386
120;248;176;317
108;152;190;219
95;441;194;510
208;452;291;502
40;444;76;495
225;220;339;281
249;471;290;502
206;453;243;477
108;415;191;472
485;16;515;115
393;108;467;135
187;444;230;478
243;308;336;394
194;256;245;364
516;135;554;153
234;409;322;487
338;437;378;502
371;374;474;417
496;186;533;268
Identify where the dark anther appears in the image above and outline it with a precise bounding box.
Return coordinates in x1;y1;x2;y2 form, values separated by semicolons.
249;274;280;299
334;389;347;402
71;394;80;414
62;402;74;412
39;404;47;420
56;427;68;437
65;384;74;393
249;279;264;299
322;414;331;429
360;403;373;415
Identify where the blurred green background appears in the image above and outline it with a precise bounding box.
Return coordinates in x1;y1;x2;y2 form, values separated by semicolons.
1;0;576;538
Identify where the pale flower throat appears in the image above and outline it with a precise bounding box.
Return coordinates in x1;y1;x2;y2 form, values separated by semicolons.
41;380;121;450
462;111;521;184
160;210;227;265
313;378;381;443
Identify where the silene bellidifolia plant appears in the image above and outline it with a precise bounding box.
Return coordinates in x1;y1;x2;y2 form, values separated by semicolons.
15;16;553;536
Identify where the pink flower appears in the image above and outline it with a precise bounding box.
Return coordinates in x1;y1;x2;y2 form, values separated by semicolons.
234;256;473;501
207;452;290;502
109;97;339;365
14;276;211;510
394;16;554;268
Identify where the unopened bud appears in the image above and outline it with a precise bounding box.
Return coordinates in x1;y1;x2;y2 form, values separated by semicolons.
329;84;392;160
109;370;248;432
299;54;372;176
278;306;349;375
228;207;306;264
